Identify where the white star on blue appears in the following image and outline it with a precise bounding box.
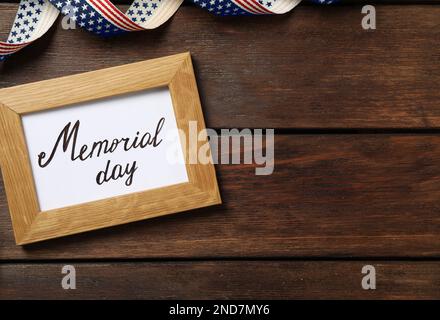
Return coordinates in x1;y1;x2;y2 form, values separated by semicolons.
48;0;127;35
190;0;250;16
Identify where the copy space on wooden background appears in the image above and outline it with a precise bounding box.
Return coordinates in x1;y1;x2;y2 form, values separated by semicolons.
0;1;439;299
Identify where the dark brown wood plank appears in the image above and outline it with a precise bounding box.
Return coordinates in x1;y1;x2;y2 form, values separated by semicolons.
1;5;439;128
1;261;439;299
1;134;440;259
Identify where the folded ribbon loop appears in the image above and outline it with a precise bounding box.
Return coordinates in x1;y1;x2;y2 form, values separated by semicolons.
0;0;337;61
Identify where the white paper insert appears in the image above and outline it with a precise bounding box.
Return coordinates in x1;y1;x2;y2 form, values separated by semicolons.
22;87;188;211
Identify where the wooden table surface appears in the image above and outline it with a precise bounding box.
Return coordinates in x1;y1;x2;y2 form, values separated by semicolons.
1;0;439;299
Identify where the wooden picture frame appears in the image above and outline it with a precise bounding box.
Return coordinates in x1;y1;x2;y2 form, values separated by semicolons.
0;52;221;245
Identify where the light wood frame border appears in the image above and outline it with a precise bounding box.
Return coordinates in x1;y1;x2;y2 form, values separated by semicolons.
0;52;221;245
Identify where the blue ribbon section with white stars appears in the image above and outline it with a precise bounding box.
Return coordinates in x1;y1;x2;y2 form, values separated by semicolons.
0;0;338;61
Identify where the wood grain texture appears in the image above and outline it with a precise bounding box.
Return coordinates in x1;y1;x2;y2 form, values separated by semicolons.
1;261;439;299
0;53;187;113
1;5;439;128
0;105;40;243
1;134;439;259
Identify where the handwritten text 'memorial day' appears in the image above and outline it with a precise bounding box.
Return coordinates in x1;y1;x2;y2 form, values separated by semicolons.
37;117;165;187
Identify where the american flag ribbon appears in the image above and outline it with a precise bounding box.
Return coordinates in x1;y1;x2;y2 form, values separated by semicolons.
0;0;337;61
